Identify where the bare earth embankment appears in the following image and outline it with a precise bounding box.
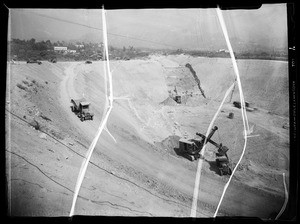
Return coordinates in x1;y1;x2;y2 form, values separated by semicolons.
6;55;289;218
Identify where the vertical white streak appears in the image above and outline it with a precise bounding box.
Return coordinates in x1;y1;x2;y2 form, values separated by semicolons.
5;9;12;215
213;7;249;217
69;6;115;217
6;10;12;214
275;173;288;220
216;8;250;133
190;83;235;217
102;9;113;106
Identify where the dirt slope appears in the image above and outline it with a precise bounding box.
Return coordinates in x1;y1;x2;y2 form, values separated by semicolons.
165;55;289;116
6;56;289;218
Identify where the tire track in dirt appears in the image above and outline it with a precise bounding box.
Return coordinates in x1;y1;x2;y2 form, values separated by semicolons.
58;63;204;215
58;60;285;218
8;150;154;216
6;108;199;214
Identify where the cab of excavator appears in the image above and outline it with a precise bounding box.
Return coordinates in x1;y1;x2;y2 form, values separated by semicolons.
79;102;91;114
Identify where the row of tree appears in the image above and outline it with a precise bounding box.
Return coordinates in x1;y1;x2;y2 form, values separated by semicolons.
9;38;287;62
8;38;151;61
175;49;288;61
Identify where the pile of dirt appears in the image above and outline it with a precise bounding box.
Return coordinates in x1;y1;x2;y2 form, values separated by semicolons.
154;135;181;156
160;97;178;106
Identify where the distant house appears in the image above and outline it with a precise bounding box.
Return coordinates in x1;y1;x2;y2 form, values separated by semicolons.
75;44;84;48
54;46;68;51
68;50;76;53
218;49;229;53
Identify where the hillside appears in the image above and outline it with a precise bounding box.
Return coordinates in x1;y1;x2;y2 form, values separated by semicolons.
6;56;289;217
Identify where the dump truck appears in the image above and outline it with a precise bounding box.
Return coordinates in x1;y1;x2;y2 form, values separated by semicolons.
197;130;232;176
214;142;232;176
216;154;232;176
49;58;57;63
233;101;256;112
70;98;94;121
27;59;42;65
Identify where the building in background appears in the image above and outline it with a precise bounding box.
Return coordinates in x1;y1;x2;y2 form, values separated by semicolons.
54;46;68;51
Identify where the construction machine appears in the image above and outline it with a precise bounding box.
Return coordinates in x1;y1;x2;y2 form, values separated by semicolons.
49;58;57;63
215;154;232;176
196;130;232;176
179;126;232;176
179;126;218;161
233;101;256;112
27;59;42;65
70;98;94;121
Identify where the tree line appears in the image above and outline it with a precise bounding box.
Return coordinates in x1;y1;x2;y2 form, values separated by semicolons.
8;38;151;61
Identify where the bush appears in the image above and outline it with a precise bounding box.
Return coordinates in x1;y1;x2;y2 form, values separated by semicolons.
50;129;64;140
40;114;52;122
17;83;28;91
22;80;29;86
29;119;40;130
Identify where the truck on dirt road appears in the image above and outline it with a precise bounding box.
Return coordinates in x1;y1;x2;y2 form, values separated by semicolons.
27;59;42;65
70;98;94;121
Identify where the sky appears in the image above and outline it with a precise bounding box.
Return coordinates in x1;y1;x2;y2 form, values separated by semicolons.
8;4;288;52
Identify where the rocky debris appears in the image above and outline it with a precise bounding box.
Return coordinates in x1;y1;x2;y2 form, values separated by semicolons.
282;122;289;129
40;114;52;122
47;148;54;153
16;83;29;91
39;133;47;140
29;119;40;130
228;112;234;119
27;107;40;116
185;63;206;98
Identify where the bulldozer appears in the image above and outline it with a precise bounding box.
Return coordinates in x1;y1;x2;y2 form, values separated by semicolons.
70;98;94;121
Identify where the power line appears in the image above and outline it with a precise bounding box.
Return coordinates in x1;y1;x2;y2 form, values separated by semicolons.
12;9;180;49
